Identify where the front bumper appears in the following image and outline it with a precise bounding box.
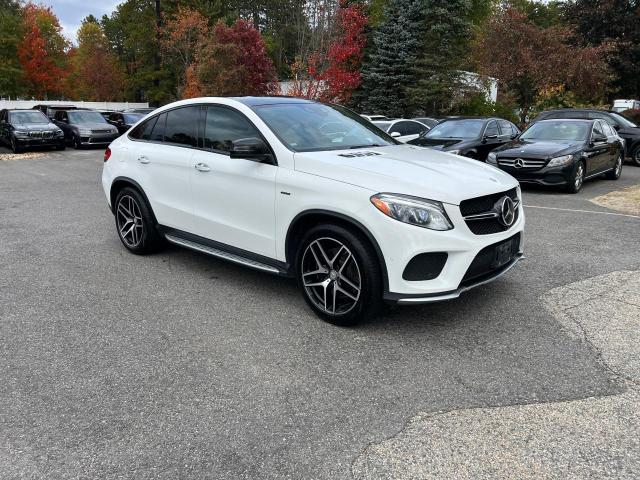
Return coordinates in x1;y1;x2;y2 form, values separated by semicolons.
79;134;119;145
496;163;573;186
365;194;525;302
16;137;65;147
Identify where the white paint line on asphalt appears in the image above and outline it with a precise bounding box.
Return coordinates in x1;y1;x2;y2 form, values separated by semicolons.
523;204;640;219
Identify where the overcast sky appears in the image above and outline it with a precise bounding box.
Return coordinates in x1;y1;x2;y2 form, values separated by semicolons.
47;0;121;43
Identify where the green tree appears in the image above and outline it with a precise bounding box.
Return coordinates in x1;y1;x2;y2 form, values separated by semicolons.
0;0;23;97
356;0;424;116
408;0;473;115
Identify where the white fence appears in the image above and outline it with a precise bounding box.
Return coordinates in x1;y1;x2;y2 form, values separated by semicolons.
0;100;149;110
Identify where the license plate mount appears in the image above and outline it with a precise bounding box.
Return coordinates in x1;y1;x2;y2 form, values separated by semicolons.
492;240;513;268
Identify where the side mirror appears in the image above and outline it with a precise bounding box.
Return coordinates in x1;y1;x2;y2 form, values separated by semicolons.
230;137;275;164
390;131;401;138
612;124;620;131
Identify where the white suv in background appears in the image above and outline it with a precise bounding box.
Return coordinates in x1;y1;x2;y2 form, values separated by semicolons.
102;97;524;325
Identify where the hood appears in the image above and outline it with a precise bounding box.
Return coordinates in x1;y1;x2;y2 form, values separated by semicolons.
294;144;518;206
618;126;640;137
73;122;116;131
14;122;60;131
409;137;472;151
493;139;584;159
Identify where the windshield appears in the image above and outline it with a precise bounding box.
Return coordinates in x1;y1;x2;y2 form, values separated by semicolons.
68;111;108;124
521;121;590;141
252;103;397;152
9;111;49;124
124;114;144;123
425;119;484;139
610;112;637;128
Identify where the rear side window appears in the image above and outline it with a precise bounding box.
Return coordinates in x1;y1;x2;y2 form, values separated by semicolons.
498;120;515;136
129;116;157;140
203;106;261;153
401;121;426;136
165;106;198;147
592;121;605;138
150;113;166;142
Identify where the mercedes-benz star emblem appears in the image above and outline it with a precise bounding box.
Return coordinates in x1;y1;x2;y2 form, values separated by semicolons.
498;196;516;227
514;158;525;169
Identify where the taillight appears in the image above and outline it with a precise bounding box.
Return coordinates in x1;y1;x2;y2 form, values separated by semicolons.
104;147;111;162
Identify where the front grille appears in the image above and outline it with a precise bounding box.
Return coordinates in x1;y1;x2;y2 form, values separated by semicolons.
460;232;521;287
460;188;519;235
27;131;54;139
498;158;547;170
91;129;112;134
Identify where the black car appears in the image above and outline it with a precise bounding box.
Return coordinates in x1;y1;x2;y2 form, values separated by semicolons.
531;109;640;166
53;109;119;148
0;109;65;153
32;104;82;120
408;117;520;161
107;112;145;134
488;119;623;193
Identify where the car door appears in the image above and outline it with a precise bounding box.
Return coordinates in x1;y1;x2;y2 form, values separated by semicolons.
190;104;277;258
585;121;610;174
600;121;620;169
128;108;196;233
477;120;501;160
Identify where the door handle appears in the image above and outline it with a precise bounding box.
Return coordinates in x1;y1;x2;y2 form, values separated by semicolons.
195;162;210;172
137;156;150;164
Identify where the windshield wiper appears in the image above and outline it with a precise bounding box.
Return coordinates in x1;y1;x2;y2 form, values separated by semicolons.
348;144;385;149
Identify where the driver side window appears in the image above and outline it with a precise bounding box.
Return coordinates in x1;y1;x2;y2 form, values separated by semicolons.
484;121;499;136
203;106;262;154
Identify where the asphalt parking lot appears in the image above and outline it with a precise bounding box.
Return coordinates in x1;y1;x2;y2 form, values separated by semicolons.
1;146;639;479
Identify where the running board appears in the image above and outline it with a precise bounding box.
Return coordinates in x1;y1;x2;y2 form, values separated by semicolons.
165;233;281;274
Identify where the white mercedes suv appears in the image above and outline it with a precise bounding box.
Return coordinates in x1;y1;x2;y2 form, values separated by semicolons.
102;97;524;325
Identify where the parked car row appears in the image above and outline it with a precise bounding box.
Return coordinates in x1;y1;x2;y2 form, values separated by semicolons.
0;104;154;153
363;107;637;193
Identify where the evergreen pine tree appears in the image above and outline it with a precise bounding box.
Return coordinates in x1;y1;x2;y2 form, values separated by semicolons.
407;0;473;115
356;0;425;117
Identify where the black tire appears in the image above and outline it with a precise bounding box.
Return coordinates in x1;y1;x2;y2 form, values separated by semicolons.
55;144;66;151
114;187;163;254
73;135;82;149
631;145;640;167
296;224;382;326
566;160;585;193
605;152;623;180
10;136;22;153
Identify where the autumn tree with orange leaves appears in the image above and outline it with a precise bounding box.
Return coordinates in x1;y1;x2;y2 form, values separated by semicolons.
17;3;69;98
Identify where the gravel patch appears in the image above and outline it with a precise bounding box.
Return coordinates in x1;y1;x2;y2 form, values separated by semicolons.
590;184;640;216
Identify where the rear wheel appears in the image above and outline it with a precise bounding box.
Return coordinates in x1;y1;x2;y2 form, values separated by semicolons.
114;187;163;254
55;143;66;151
296;224;382;326
566;161;585;193
605;152;623;180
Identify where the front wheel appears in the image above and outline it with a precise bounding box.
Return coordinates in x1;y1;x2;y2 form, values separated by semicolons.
631;146;640;167
566;161;585;193
605;152;623;180
10;136;22;153
73;135;82;149
296;224;382;326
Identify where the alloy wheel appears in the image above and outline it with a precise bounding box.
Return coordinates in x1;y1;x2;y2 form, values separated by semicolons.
634;149;640;166
301;237;362;315
116;195;144;247
575;163;584;190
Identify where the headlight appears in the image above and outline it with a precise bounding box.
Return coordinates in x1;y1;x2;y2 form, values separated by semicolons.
487;152;497;164
547;154;574;167
370;193;453;231
448;149;461;155
14;130;29;138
